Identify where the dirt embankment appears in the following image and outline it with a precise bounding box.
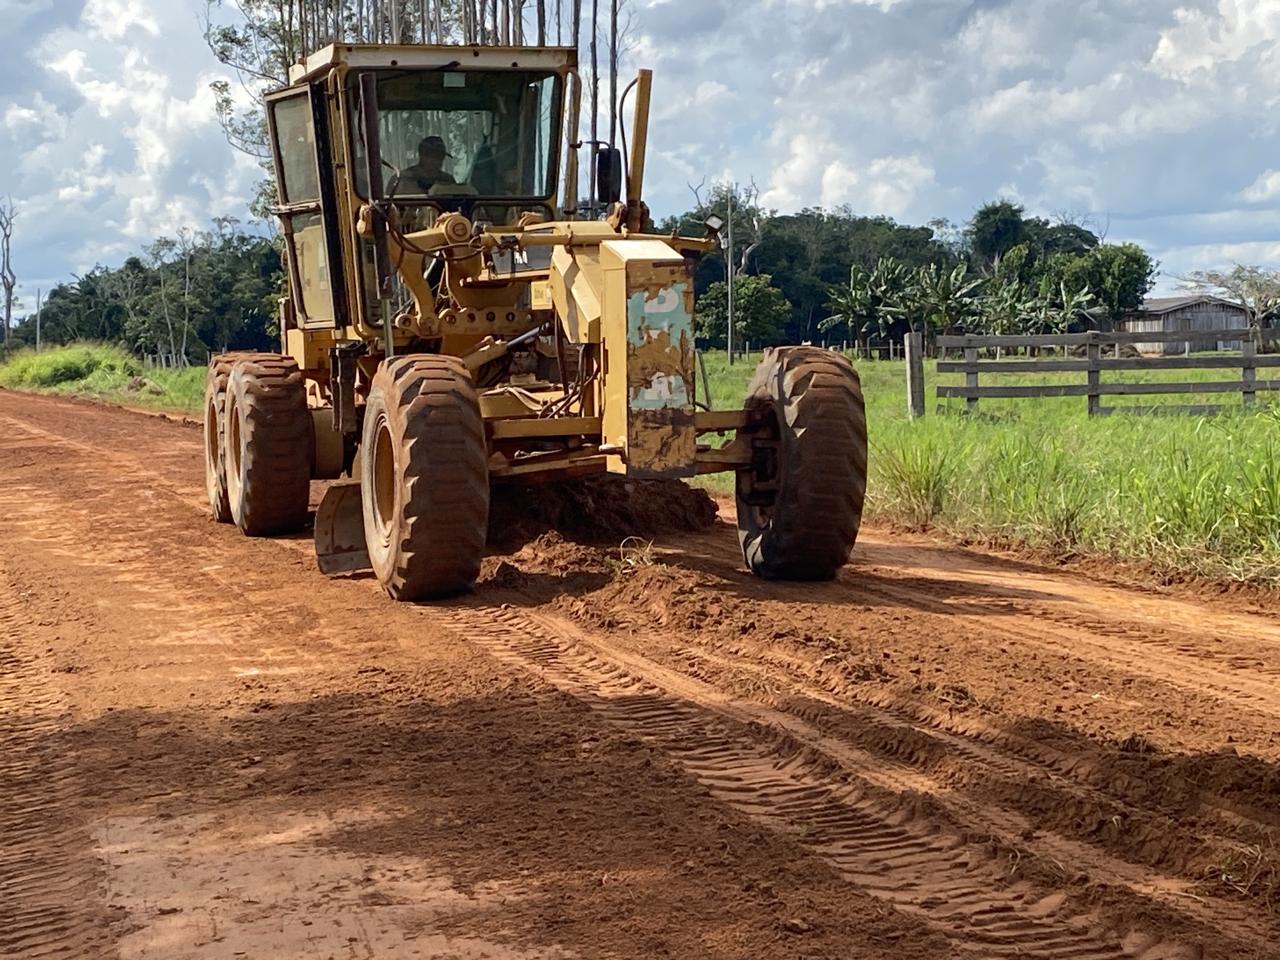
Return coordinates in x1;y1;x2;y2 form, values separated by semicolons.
1;389;1278;960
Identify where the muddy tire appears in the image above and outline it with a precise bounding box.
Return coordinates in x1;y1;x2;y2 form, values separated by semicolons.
203;357;237;523
736;347;867;580
361;356;490;601
223;355;311;536
204;352;273;523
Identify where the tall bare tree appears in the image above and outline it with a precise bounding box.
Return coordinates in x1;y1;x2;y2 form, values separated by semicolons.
0;198;15;347
1180;264;1280;330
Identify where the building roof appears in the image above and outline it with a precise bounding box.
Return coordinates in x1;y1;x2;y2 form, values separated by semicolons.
1138;294;1243;315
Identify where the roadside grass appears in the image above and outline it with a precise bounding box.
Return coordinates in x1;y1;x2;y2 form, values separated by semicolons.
0;343;205;415
701;349;1280;584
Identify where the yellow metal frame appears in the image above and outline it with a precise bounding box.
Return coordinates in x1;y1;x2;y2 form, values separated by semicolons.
270;42;752;486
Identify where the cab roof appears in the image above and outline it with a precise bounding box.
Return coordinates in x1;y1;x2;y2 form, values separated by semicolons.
288;43;578;86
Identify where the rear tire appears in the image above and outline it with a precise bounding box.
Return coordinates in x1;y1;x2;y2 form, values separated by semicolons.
204;352;272;523
361;356;490;601
224;355;311;536
736;347;867;580
203;357;236;523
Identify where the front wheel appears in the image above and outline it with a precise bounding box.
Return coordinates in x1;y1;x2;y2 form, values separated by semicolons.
361;356;490;601
736;347;868;580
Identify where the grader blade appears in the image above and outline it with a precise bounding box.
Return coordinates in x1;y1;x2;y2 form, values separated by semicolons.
315;481;371;575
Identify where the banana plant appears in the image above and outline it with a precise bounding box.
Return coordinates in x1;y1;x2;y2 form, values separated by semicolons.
822;263;876;340
1031;281;1097;334
823;257;912;342
982;277;1036;336
913;263;984;335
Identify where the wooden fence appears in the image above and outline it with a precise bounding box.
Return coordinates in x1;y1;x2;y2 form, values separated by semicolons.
935;329;1280;417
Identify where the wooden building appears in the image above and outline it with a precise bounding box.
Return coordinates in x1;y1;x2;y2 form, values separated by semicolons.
1120;295;1249;355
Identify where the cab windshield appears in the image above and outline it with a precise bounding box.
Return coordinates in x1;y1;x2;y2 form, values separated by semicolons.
352;68;561;201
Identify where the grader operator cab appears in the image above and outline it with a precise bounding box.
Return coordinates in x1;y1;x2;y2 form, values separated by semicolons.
203;42;869;601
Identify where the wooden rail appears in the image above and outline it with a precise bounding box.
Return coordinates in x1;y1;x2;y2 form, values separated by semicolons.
935;329;1280;417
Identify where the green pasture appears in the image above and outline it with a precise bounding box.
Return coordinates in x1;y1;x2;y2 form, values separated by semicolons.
703;349;1280;583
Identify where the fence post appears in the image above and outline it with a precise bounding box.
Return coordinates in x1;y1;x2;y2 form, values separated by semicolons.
964;345;979;416
1243;336;1257;407
1087;336;1101;417
905;331;925;419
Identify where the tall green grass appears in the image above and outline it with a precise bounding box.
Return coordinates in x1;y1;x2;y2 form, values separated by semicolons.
0;343;205;413
701;349;1280;583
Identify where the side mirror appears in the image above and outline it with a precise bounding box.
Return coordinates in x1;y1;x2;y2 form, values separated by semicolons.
596;147;623;206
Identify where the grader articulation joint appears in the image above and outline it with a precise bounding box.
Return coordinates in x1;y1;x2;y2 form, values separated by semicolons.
203;41;869;601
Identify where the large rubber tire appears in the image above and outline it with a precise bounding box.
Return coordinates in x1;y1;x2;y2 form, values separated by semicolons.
204;352;274;523
736;347;867;580
203;356;236;523
361;356;490;601
223;355;311;536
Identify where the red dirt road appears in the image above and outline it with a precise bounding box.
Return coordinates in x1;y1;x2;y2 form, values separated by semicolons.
2;389;1278;960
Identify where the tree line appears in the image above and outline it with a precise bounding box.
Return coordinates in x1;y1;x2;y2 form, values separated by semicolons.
681;194;1162;349
4;221;282;365
0;198;1166;362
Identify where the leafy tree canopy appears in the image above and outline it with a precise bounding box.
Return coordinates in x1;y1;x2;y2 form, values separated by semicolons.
695;274;792;349
13;221;282;363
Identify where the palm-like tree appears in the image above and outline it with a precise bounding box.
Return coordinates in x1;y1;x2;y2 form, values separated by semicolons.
823;257;911;344
982;278;1036;336
914;263;984;335
1029;281;1097;334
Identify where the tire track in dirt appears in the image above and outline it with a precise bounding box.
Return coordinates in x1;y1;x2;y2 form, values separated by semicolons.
0;393;953;960
0;413;205;512
438;604;1211;960
0;569;111;960
844;557;1280;720
3;392;1271;957
660;537;1280;834
643;637;1272;939
694;534;1280;725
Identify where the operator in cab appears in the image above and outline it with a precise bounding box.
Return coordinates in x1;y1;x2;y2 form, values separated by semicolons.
401;135;457;194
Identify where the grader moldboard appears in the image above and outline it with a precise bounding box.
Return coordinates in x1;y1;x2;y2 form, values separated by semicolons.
203;42;868;601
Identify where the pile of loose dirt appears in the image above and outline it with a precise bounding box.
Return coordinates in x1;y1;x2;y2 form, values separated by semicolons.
487;476;718;549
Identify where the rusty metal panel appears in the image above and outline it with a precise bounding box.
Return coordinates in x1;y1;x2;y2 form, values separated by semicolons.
599;240;697;479
627;408;697;479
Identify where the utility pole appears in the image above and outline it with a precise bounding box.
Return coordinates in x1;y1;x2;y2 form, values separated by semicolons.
608;0;618;148
35;287;42;352
588;0;599;218
726;186;735;365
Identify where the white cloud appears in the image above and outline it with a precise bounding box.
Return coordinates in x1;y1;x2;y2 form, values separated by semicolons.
629;0;1280;277
81;0;160;40
1150;1;1280;80
6;0;1280;301
818;154;934;215
1240;168;1280;202
3;92;67;141
1;0;265;289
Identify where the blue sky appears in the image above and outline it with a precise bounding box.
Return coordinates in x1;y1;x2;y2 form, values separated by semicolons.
4;0;1280;312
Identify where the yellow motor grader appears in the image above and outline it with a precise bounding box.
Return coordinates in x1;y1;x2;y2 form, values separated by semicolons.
203;42;868;601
